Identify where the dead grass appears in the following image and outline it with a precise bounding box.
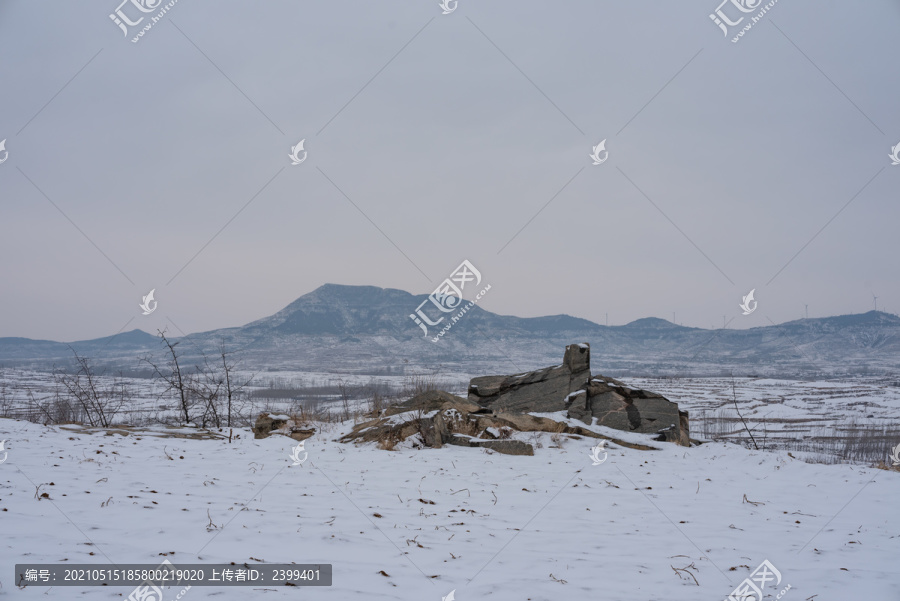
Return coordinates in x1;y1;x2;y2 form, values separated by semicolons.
550;432;566;449
873;461;900;472
693;409;900;467
376;430;400;451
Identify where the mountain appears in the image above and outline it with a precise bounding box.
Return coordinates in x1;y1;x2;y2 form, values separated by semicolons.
240;284;602;337
0;329;159;369
1;284;899;378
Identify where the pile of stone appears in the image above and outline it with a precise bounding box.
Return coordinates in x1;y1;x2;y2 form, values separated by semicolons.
339;343;689;455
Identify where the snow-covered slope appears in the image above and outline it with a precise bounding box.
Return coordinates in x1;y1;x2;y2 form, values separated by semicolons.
1;416;897;600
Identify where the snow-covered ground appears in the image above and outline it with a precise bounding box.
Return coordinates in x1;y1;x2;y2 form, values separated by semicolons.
0;368;467;426
629;377;900;464
5;370;898;464
1;413;898;600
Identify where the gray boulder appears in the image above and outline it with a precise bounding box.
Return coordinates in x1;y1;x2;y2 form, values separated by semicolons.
578;375;690;446
339;343;690;451
448;436;535;456
467;343;690;446
467;343;591;413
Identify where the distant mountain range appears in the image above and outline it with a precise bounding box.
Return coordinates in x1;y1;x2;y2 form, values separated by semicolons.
2;284;899;378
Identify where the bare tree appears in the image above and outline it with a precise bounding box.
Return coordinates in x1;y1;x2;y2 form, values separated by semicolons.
217;340;254;428
731;375;759;450
187;340;255;429
336;379;353;423
142;332;254;428
142;330;193;424
191;354;222;428
53;349;127;427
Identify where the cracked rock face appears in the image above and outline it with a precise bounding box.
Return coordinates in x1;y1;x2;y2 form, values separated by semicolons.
467;343;592;413
584;376;689;446
468;343;689;446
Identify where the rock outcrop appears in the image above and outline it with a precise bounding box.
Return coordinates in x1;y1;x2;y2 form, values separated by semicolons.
339;343;689;452
469;343;690;446
467;343;591;413
339;389;659;455
581;375;689;446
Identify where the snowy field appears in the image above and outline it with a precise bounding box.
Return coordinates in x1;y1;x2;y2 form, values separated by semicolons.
0;369;468;427
629;376;900;464
3;369;899;464
1;408;899;600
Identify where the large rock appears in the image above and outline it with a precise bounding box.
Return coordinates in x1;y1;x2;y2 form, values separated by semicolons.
448;436;535;456
340;343;689;451
467;343;591;413
252;413;316;441
384;390;482;417
467;343;689;446
578;375;690;446
253;413;288;439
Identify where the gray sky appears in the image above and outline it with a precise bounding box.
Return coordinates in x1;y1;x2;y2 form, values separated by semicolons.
1;0;898;341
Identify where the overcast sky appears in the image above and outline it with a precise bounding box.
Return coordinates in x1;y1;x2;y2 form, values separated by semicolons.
1;0;898;341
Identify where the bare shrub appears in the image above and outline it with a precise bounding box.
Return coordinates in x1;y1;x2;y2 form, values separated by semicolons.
142;332;254;428
402;374;440;398
28;387;84;425
369;389;385;417
0;384;14;419
191;355;222;428
337;380;353;423
53;349;128;427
